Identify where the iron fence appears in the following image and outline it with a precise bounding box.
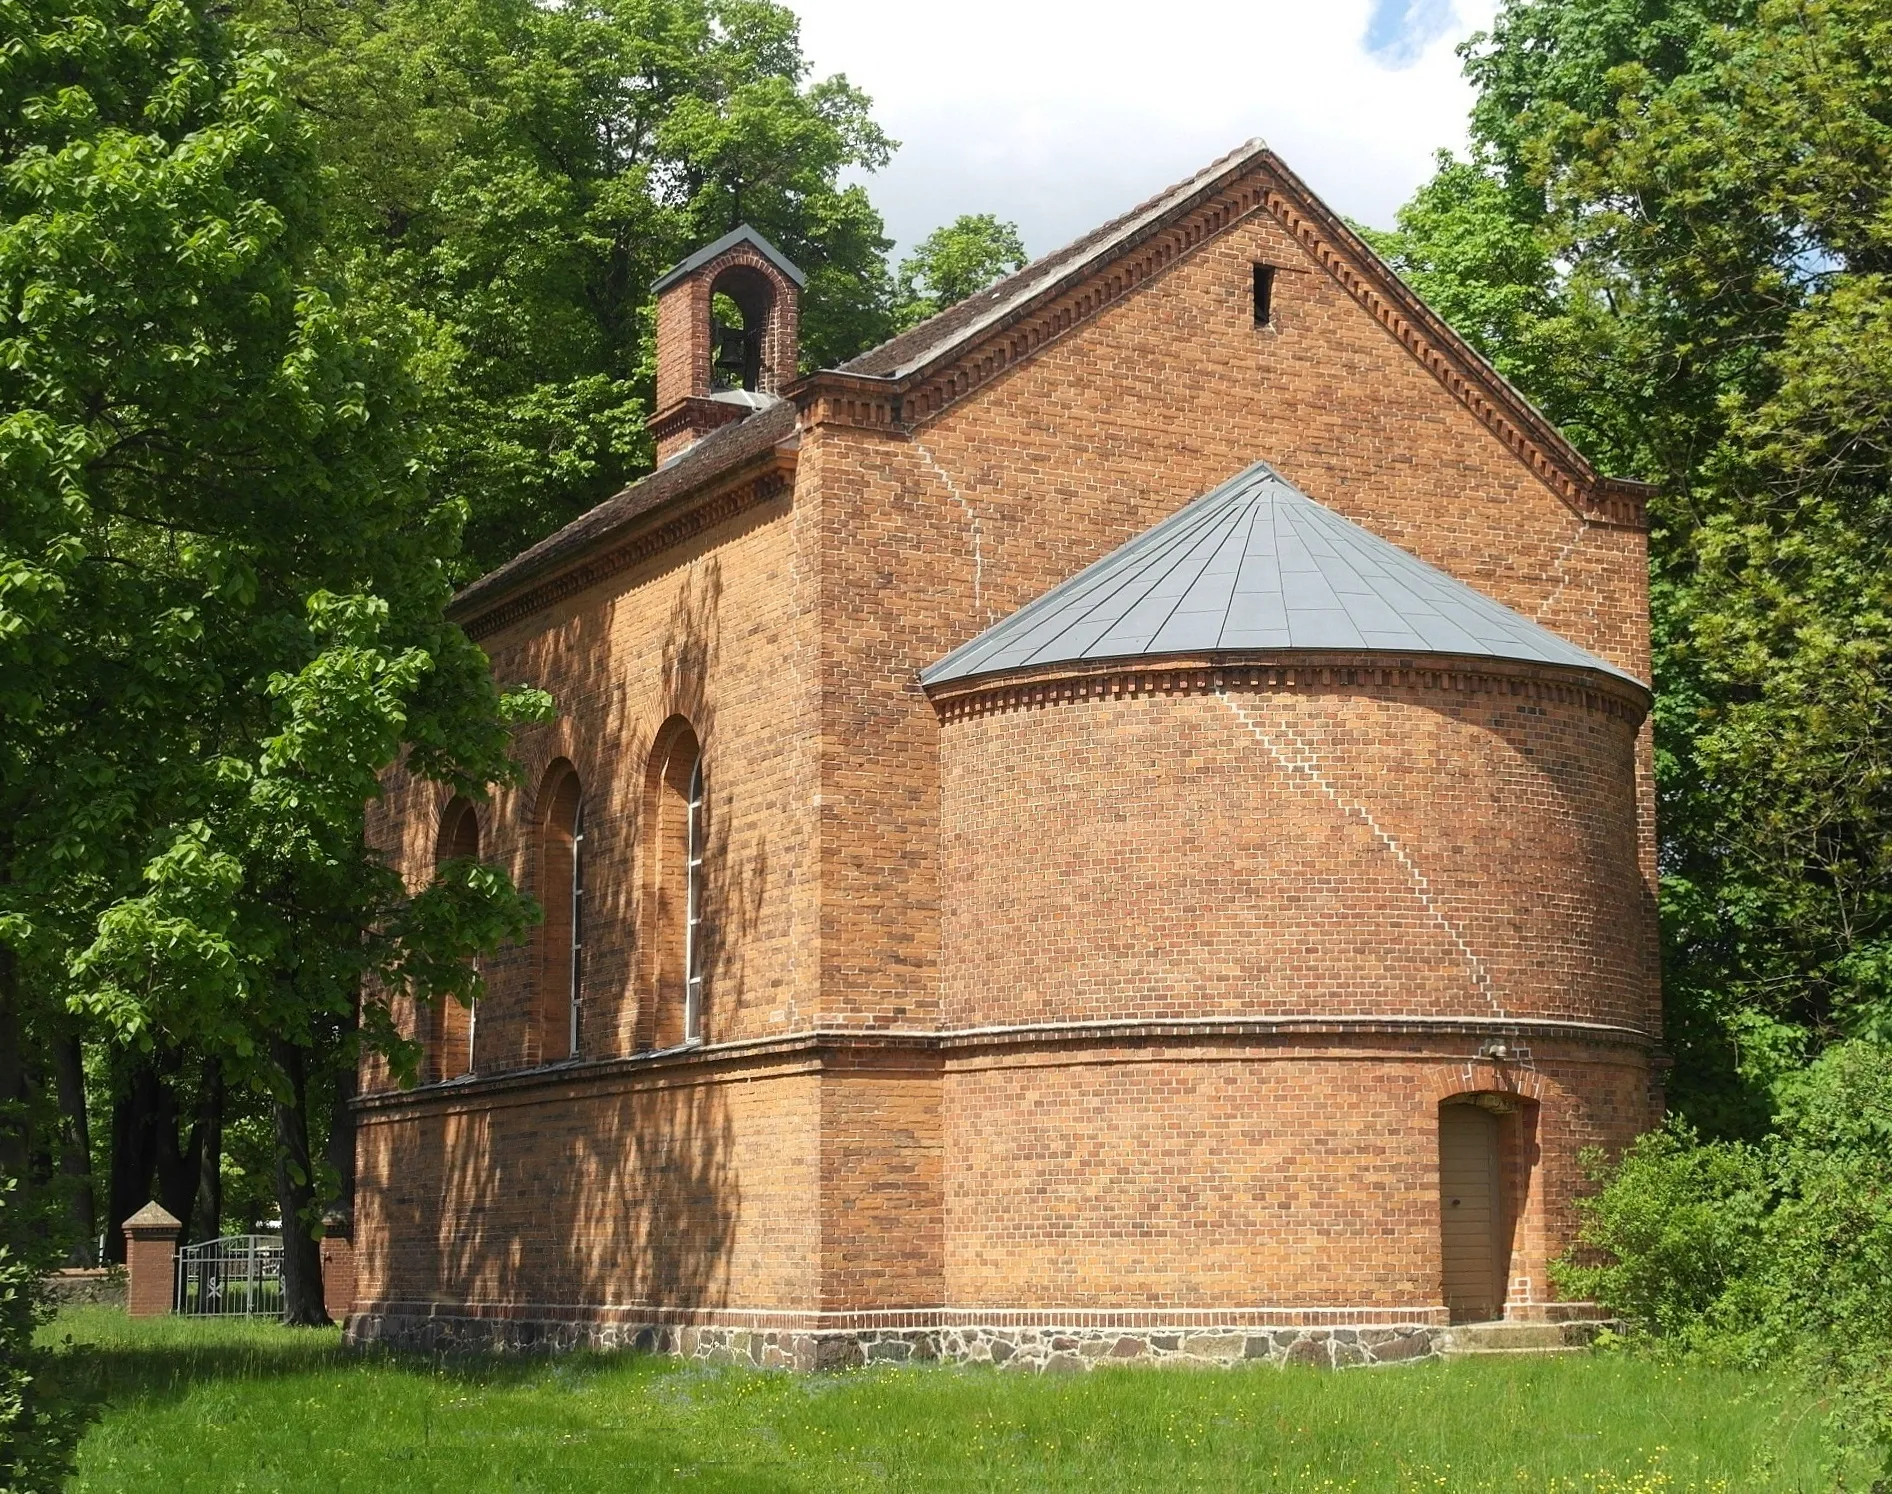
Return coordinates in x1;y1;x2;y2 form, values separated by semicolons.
174;1234;284;1318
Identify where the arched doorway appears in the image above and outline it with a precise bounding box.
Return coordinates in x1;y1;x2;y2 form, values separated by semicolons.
1439;1100;1506;1323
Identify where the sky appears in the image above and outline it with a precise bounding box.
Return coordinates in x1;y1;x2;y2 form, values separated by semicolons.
787;0;1499;264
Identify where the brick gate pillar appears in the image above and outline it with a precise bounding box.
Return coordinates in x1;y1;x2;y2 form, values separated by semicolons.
122;1202;182;1318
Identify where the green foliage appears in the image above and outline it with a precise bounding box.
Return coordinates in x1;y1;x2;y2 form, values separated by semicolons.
1372;0;1892;1133
1764;1041;1892;1465
893;213;1026;331
1552;1122;1772;1351
1559;1043;1892;1470
2;0;541;1040
3;0;555;1325
0;1178;71;1492
247;0;900;575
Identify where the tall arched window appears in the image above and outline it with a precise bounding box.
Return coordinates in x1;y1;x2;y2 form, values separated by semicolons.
645;721;704;1049
432;799;481;1080
684;757;705;1043
537;764;584;1064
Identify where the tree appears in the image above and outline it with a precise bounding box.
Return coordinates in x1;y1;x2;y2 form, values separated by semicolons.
3;0;547;1330
247;0;900;576
1372;0;1892;1135
893;213;1027;330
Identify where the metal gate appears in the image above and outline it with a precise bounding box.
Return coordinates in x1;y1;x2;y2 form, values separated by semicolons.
174;1235;284;1317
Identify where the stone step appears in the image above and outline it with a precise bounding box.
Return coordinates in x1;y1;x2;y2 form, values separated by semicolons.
1440;1320;1609;1356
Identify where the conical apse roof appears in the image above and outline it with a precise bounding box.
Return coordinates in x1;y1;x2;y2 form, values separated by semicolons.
921;463;1640;688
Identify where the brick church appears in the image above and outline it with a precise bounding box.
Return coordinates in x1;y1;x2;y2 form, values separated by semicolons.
353;141;1660;1369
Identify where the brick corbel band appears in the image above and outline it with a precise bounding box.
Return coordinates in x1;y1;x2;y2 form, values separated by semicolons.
921;650;1652;728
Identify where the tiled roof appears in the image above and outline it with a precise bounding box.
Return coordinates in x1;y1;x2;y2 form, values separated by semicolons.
650;224;807;293
449;401;798;627
921;463;1642;688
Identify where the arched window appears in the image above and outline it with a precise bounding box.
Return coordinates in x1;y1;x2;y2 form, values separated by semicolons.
645;721;705;1049
432;799;480;1080
684;757;705;1042
537;764;584;1064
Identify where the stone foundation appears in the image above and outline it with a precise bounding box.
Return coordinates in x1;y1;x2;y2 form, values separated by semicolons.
347;1311;1444;1371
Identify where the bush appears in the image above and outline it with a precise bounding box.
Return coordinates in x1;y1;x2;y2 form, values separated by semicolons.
1553;1119;1772;1352
1561;1043;1892;1481
0;1175;71;1492
1766;1041;1892;1475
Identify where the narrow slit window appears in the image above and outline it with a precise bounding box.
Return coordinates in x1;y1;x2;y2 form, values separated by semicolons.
1253;263;1276;327
569;802;585;1056
683;758;705;1042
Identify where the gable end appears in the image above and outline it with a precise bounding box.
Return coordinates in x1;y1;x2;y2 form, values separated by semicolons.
791;146;1649;531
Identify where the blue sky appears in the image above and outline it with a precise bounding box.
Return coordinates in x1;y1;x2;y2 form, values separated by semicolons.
790;0;1496;263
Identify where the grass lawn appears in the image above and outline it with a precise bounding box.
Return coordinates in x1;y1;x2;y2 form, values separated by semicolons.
40;1307;1851;1492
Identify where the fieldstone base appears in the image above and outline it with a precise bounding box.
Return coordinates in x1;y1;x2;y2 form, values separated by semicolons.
347;1312;1443;1371
44;1267;128;1308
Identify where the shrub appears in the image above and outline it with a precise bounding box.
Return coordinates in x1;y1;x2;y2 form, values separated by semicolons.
0;1175;70;1492
1553;1119;1773;1353
1765;1041;1892;1475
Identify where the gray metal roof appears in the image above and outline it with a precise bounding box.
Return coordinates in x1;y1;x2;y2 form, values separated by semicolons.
921;463;1642;688
650;224;807;294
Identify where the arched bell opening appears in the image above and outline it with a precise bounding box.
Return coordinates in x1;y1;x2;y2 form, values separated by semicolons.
708;264;775;392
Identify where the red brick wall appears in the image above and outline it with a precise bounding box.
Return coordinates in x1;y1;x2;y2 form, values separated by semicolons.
354;1058;823;1317
368;481;821;1080
805;190;1656;1038
941;1045;1650;1313
936;671;1653;1032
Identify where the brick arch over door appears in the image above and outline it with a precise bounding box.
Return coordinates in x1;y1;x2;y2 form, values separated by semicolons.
535;759;584;1065
639;716;702;1051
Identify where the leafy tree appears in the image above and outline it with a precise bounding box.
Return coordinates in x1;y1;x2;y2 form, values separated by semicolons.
893;213;1027;330
3;0;546;1330
1371;0;1892;1134
247;0;899;576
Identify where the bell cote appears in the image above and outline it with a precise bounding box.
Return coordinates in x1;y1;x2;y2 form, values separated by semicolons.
648;225;805;465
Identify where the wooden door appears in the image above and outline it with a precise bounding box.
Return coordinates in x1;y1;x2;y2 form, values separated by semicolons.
1439;1103;1504;1323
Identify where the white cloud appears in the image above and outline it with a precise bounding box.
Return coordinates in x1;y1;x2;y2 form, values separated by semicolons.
788;0;1497;261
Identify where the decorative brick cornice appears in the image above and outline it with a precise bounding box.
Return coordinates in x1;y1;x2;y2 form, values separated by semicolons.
922;650;1652;728
458;450;795;642
646;395;754;446
790;149;1650;530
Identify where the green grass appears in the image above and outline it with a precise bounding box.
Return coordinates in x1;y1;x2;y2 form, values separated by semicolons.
40;1307;1851;1492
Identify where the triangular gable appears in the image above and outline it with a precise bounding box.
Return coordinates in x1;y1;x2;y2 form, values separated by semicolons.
795;142;1648;530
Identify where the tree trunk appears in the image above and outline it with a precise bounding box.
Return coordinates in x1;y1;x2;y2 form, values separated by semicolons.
270;1037;329;1326
152;1056;203;1232
0;943;28;1185
193;1059;223;1244
50;1027;95;1263
322;993;359;1227
103;1057;162;1264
